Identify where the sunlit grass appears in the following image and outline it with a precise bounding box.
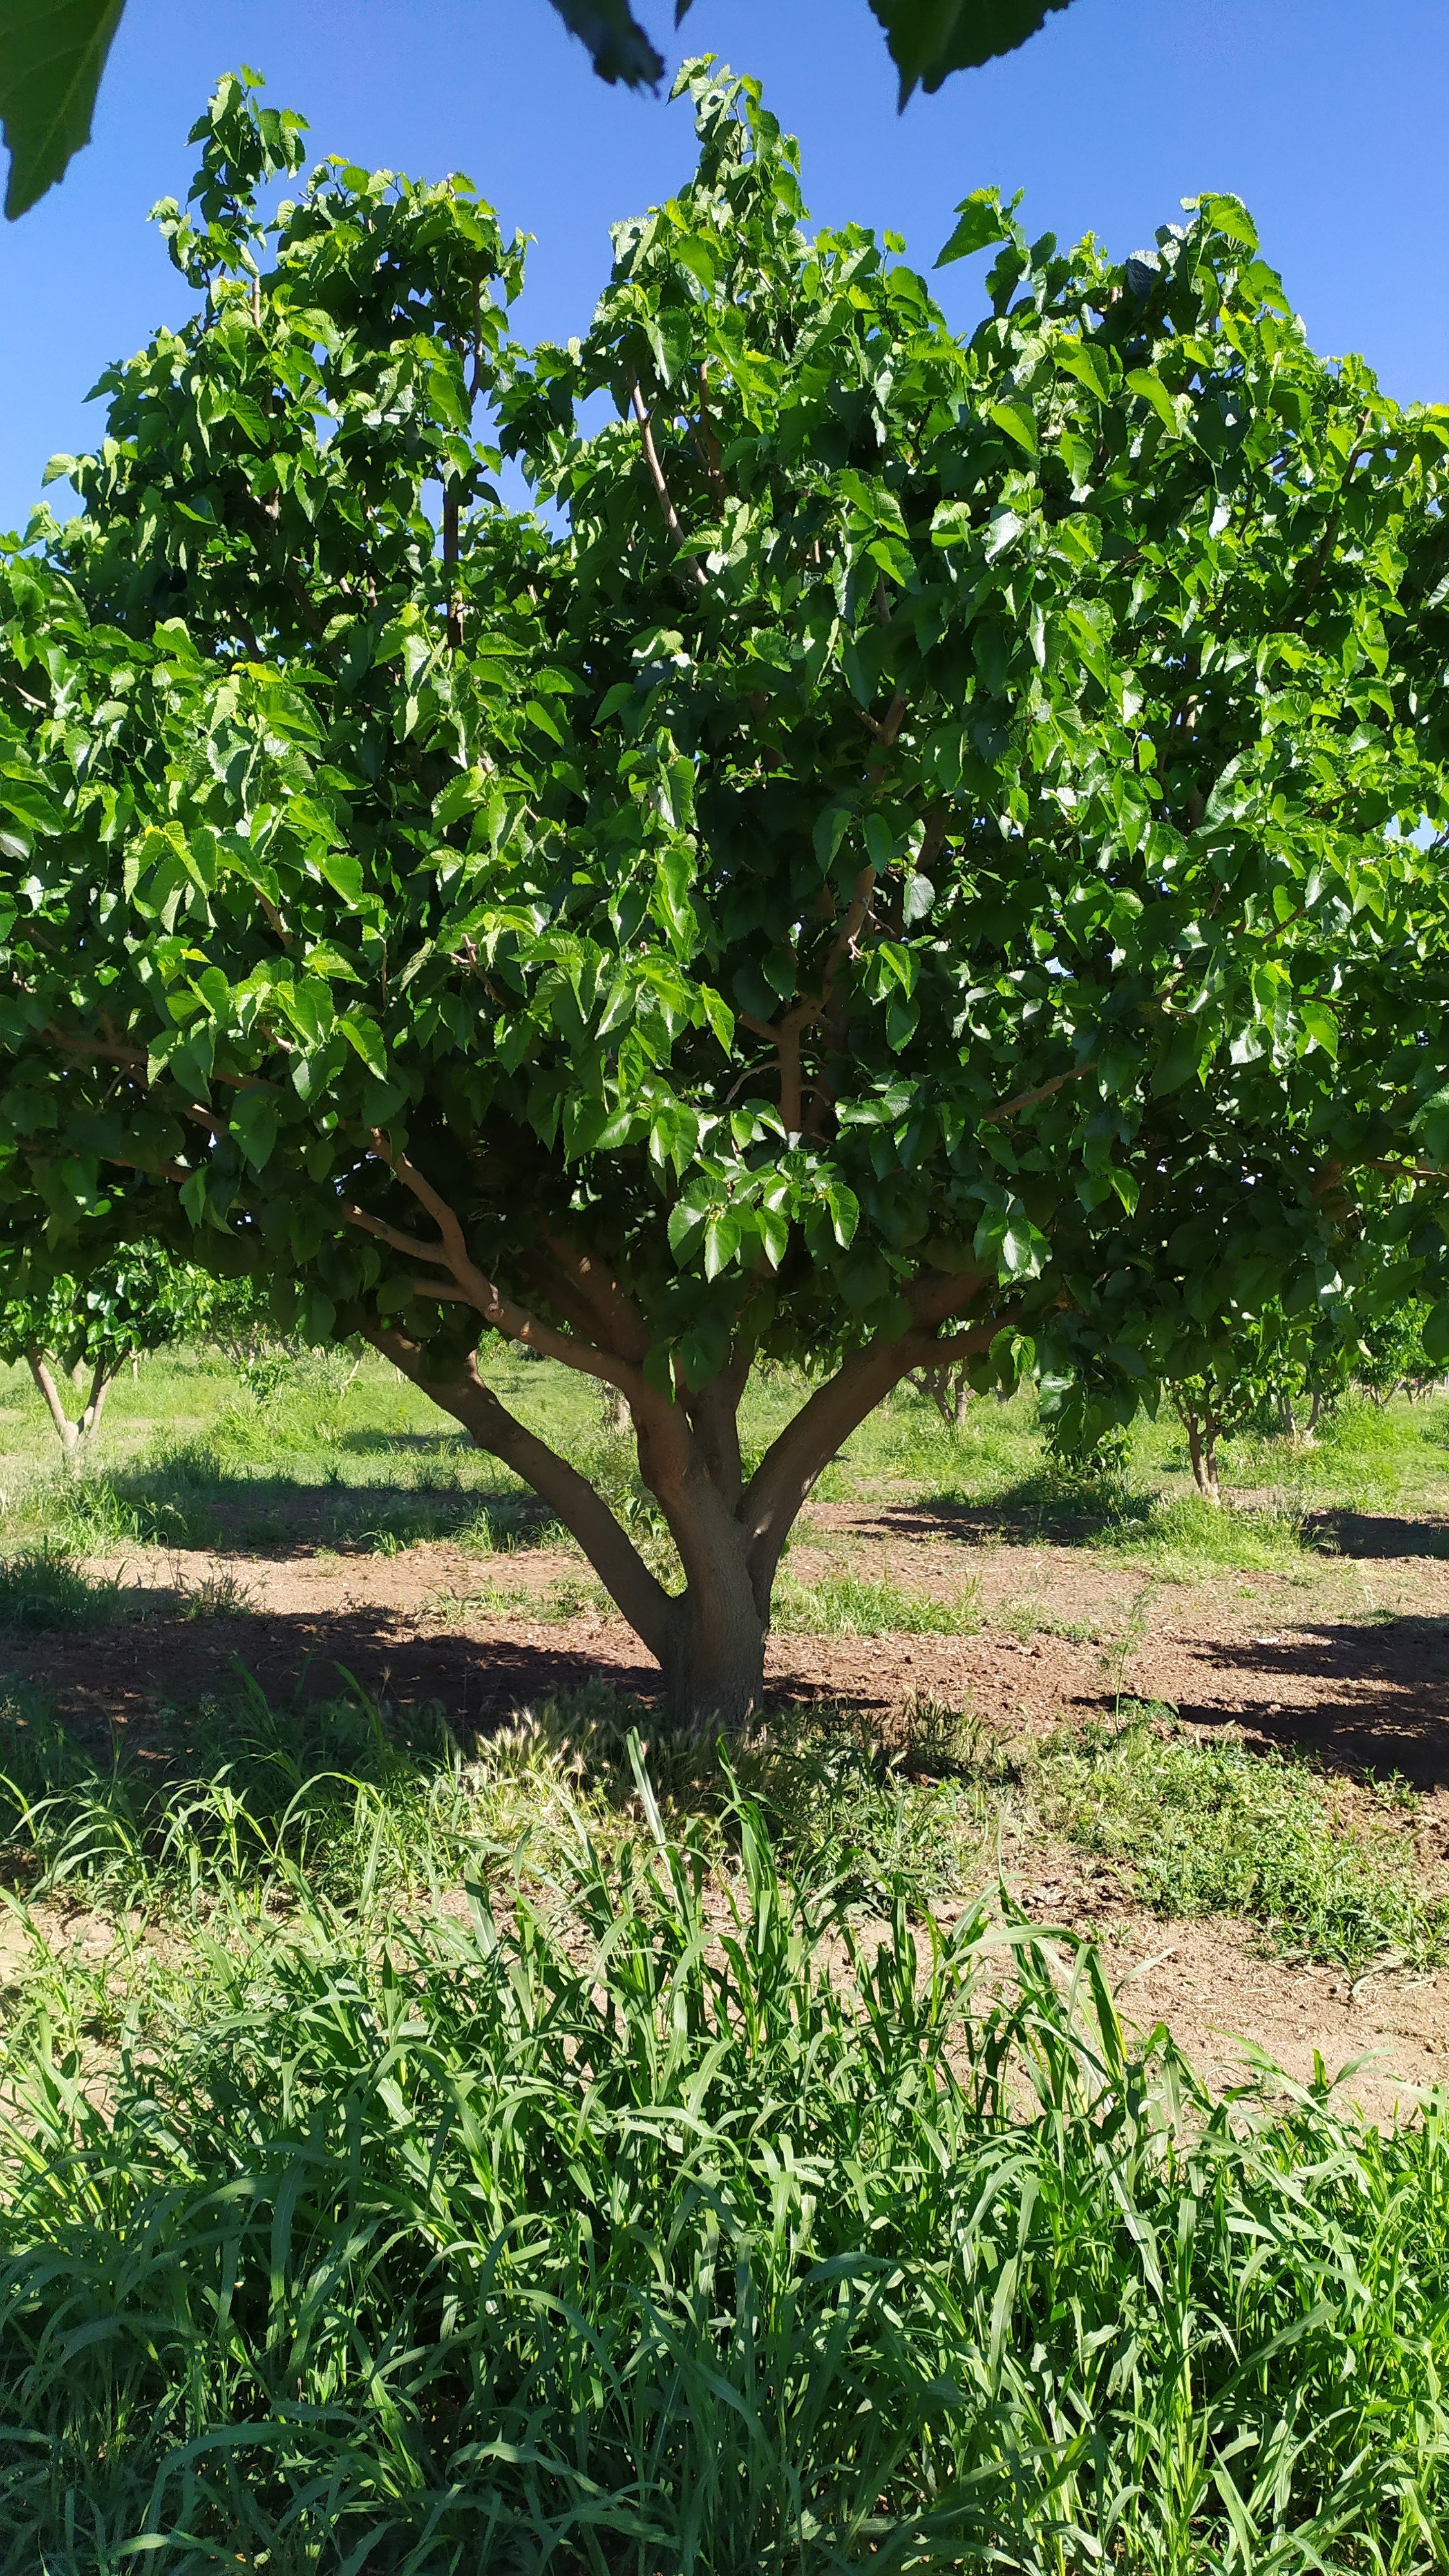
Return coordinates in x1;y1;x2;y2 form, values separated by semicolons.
1032;1702;1444;1970
772;1566;980;1636
0;1750;1444;2571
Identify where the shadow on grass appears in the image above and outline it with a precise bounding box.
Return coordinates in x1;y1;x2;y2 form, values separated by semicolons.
1305;1507;1449;1561
0;1597;668;1743
899;1473;1129;1546
55;1448;556;1557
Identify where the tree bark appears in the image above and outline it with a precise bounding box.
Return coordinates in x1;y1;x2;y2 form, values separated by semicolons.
1181;1403;1221;1504
659;1518;766;1732
365;1330;674;1662
28;1351;79;1455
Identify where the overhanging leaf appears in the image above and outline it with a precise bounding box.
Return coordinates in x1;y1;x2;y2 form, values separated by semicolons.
869;0;1078;103
0;0;124;218
546;0;663;86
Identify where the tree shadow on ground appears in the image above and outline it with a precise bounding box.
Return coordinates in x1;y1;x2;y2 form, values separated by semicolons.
1304;1508;1449;1561
1179;1614;1449;1788
69;1451;554;1556
0;1599;667;1745
894;1477;1128;1547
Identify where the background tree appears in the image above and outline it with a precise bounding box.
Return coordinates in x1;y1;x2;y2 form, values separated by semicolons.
0;1244;207;1457
3;67;1449;1723
0;0;1077;217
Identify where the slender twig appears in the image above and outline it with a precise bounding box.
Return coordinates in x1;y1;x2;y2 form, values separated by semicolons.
630;386;708;592
981;1066;1092;1126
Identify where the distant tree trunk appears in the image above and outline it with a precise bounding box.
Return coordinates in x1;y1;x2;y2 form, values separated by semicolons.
911;1361;974;1426
27;1350;111;1462
601;1383;630;1435
1180;1401;1221;1505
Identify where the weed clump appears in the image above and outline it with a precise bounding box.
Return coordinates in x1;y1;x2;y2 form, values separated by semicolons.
1036;1704;1444;1968
0;1544;123;1629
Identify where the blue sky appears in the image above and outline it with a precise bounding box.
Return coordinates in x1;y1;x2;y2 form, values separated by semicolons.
2;0;1446;533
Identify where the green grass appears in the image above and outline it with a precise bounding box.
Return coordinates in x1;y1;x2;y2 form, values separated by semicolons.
0;1542;124;1629
5;1348;1449;1584
773;1566;980;1635
1034;1703;1446;1970
1100;1490;1311;1575
0;1762;1444;2573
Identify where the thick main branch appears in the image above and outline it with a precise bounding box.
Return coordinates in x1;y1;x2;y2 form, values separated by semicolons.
365;1326;672;1658
739;1273;999;1595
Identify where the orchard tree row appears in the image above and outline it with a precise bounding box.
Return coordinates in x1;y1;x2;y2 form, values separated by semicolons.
4;64;1449;1720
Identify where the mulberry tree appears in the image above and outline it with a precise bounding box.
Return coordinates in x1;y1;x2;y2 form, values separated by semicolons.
3;66;1449;1723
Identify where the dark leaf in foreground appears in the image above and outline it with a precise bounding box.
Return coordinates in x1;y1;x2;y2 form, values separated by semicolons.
0;0;122;214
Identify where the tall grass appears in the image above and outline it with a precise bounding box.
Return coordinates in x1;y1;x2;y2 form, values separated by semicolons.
0;1757;1443;2572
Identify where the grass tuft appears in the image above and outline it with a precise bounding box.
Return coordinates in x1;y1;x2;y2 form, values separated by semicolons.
0;1543;124;1629
773;1566;979;1636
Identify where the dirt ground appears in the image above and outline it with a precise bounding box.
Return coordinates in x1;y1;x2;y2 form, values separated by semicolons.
10;1494;1449;2120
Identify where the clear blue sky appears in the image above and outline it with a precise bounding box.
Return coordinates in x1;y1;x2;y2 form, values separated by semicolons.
2;0;1446;533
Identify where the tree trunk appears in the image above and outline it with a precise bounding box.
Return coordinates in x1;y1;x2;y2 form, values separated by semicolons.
28;1351;81;1459
911;1360;975;1427
364;1274;1002;1734
1182;1403;1221;1505
659;1533;766;1733
27;1350;115;1463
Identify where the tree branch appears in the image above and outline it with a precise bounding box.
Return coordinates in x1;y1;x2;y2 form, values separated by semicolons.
631;386;708;592
364;1326;672;1656
350;1135;641;1394
740;1273;998;1594
981;1066;1091;1126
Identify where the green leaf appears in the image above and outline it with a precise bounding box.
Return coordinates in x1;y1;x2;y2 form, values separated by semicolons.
873;0;1077;102
339;1016;388;1079
987;399;1037;457
935;184;1023;270
1125;368;1179;436
1424;1300;1449;1365
319;850;365;905
703;1206;742;1278
229;1086;279;1172
0;0;125;218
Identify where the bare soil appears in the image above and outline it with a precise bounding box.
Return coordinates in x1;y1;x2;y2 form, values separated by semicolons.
8;1495;1449;2114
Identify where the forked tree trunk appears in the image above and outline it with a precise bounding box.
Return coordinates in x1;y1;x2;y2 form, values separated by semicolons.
364;1265;1001;1733
1180;1401;1221;1505
912;1361;974;1427
27;1350;112;1463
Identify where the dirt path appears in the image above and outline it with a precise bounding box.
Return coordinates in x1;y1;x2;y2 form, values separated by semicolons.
19;1508;1449;1785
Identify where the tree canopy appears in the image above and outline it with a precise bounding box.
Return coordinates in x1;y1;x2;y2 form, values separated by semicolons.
0;1240;204;1454
4;62;1449;1721
0;0;1077;218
